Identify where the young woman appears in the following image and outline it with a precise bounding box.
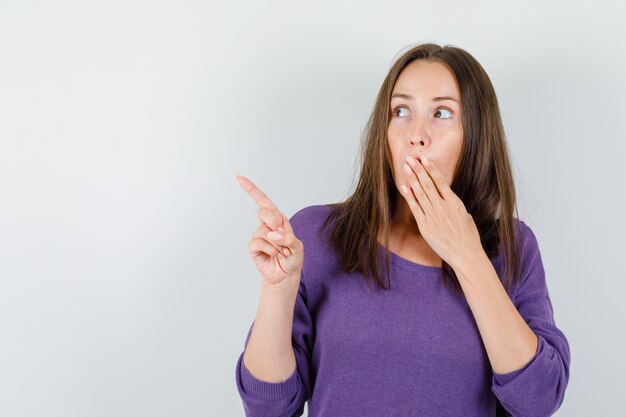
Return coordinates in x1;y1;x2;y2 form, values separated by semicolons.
234;42;570;417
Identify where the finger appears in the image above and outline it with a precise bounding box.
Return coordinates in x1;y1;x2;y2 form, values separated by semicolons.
236;174;280;211
252;225;290;255
276;211;295;237
419;156;456;202
248;236;285;259
253;221;297;257
406;157;440;212
260;207;295;237
403;161;433;215
257;206;284;231
400;182;426;224
273;222;300;257
255;207;296;256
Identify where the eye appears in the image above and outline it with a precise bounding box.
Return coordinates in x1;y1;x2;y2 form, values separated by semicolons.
392;106;409;118
434;106;454;119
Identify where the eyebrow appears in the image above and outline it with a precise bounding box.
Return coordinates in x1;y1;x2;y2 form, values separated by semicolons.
391;93;459;103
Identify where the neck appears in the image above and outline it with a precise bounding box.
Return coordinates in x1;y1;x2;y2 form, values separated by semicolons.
387;197;422;241
378;197;442;265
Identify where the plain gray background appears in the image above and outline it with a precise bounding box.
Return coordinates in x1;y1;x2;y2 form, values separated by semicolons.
1;0;624;416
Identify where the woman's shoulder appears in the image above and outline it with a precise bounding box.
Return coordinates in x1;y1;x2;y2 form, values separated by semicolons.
512;217;540;256
497;217;544;295
492;217;542;287
290;203;336;220
288;203;338;240
289;204;342;286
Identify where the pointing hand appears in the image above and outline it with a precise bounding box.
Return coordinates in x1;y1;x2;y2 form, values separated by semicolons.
236;174;304;289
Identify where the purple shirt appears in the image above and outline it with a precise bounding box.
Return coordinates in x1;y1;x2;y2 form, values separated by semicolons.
235;204;570;417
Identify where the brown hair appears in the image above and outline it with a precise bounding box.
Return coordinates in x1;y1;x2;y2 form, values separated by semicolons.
321;42;524;297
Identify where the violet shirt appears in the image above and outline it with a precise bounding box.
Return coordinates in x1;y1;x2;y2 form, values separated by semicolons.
235;204;570;417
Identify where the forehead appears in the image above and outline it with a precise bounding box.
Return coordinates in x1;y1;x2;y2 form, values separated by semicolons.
392;60;460;96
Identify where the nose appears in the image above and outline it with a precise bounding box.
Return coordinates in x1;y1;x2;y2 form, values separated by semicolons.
408;114;430;147
410;136;427;147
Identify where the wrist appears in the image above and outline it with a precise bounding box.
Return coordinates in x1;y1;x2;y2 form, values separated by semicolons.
453;251;491;280
260;275;300;301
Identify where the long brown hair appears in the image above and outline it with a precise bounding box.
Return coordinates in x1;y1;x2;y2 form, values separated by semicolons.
321;42;525;297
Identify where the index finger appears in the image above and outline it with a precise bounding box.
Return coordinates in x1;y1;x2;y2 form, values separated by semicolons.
420;157;455;201
235;174;279;210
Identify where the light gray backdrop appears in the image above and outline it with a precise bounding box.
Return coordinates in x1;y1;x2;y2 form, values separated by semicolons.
1;0;624;416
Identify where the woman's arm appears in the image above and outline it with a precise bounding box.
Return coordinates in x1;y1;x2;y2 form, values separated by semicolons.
454;252;539;374
455;223;570;417
243;279;299;382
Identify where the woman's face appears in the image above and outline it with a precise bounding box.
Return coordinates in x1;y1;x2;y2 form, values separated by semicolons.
387;60;463;195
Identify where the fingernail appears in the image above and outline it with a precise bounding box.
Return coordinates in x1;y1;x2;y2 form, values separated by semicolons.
267;231;282;241
422;156;429;166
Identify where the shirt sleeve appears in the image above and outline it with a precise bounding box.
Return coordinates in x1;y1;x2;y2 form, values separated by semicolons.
235;277;315;417
490;222;571;417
